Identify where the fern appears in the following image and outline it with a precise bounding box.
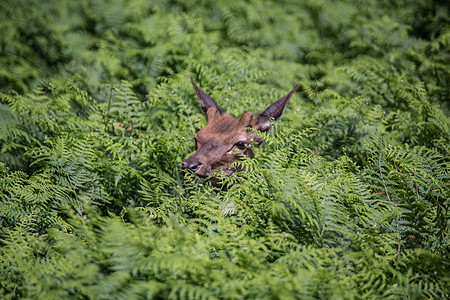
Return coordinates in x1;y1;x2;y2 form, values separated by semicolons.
0;0;449;298
363;136;449;255
0;164;72;239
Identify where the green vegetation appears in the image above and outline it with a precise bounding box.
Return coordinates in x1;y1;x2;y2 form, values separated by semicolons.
1;0;449;298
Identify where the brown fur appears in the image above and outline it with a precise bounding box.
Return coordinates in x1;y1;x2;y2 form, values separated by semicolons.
181;77;298;178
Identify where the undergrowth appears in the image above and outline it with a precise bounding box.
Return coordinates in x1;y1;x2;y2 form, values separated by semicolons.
1;0;449;298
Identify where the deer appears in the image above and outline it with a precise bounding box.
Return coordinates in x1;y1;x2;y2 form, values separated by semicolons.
181;76;298;178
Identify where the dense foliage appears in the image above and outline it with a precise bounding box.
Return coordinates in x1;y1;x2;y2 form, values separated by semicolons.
1;0;449;298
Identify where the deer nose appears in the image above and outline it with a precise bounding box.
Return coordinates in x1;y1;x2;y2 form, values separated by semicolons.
181;161;202;172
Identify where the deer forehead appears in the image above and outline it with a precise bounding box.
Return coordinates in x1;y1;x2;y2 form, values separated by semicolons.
196;116;248;144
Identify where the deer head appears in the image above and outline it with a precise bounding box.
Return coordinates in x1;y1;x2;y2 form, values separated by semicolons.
181;76;298;177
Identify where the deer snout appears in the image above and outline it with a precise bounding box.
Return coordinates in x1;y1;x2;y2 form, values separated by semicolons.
181;160;202;173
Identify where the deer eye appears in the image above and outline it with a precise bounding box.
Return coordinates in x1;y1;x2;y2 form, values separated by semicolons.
234;141;248;151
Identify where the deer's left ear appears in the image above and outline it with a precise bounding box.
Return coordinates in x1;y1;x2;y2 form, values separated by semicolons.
251;83;299;132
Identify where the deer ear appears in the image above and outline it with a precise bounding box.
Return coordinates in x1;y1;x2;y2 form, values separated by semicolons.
190;75;224;115
251;83;299;132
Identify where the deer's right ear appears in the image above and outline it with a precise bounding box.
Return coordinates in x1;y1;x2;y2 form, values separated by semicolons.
251;83;298;132
190;76;224;116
